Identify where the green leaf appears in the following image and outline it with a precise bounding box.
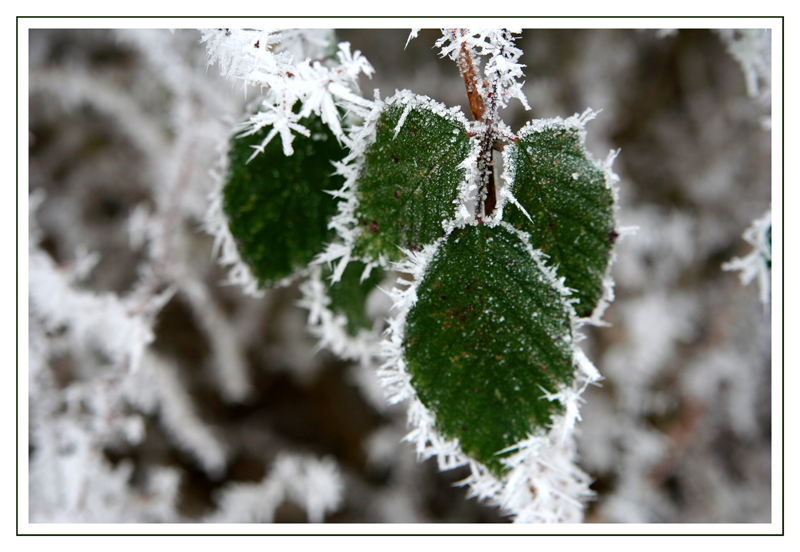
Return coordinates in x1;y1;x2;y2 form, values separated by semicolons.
223;113;346;288
503;122;616;318
403;223;576;475
324;261;385;337
353;93;474;263
766;223;772;270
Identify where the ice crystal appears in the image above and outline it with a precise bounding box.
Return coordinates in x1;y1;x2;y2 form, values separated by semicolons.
377;221;603;521
723;208;772;304
436;28;530;118
201;28;374;156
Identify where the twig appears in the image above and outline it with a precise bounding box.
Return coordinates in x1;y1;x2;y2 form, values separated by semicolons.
452;29;487;123
450;29;498;218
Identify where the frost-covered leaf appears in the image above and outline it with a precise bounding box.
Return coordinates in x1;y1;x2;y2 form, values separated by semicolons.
324;261;385;337
503;119;616;317
223;112;346;288
353;92;475;263
403;223;576;475
298;261;385;366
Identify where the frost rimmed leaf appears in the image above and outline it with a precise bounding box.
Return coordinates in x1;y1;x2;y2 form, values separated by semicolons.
325;260;386;337
352;90;478;263
403;222;577;475
222;112;346;288
299;260;386;364
502;112;618;318
379;222;602;521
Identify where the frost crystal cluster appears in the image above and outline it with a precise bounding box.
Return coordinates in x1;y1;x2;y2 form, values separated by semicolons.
28;28;347;524
27;25;773;526
201;28;374;156
208;27;620;522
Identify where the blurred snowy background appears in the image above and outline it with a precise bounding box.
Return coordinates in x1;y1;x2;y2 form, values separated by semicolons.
27;27;772;523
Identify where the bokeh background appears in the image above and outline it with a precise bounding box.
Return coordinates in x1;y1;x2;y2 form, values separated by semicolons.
27;27;772;523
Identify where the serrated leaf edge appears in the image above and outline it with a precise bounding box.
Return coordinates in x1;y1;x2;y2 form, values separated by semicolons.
498;109;622;326
207;122;341;293
205;140;268;296
314;89;481;283
377;220;602;521
297;264;385;365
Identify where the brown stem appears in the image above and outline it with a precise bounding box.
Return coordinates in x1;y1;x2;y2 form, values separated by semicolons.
483;161;496;218
451;29;499;219
453;29;486;123
479;134;496;219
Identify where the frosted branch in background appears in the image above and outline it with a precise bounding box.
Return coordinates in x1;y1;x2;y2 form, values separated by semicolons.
207;453;344;523
716;29;771;100
27;26;774;525
28;191;184;521
716;29;771;130
28;192;170;377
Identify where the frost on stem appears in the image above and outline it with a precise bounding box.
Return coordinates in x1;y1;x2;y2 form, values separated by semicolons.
200;28;374;157
436;29;530;218
436;28;530;121
723;208;772;304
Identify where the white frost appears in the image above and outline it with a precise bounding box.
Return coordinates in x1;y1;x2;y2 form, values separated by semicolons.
723;207;772;304
377;222;603;522
207;453;344;523
201;28;374;157
436;29;530;116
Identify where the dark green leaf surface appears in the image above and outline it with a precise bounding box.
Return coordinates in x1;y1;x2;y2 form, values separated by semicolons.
325;261;385;336
354;95;473;263
223;114;345;287
404;224;575;475
504;123;615;317
766;223;772;270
